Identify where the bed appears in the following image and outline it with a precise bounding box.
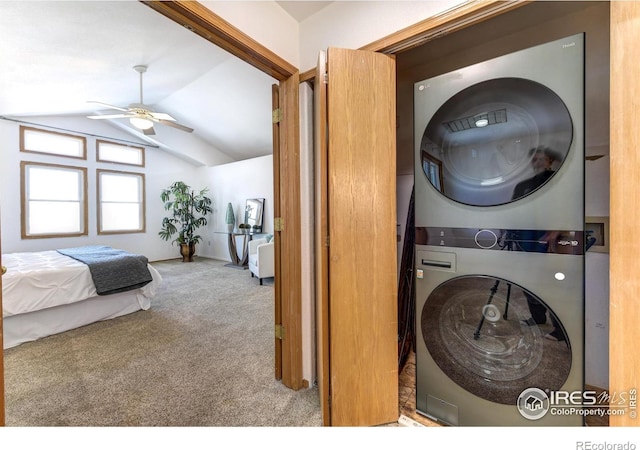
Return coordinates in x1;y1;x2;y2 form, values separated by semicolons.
1;246;162;349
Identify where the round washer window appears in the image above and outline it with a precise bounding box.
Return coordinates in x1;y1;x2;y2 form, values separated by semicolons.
419;78;573;206
421;275;571;405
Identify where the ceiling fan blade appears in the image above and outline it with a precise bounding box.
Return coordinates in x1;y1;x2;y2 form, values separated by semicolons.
87;113;134;120
149;112;176;121
87;101;129;112
157;119;194;133
88;68;190;134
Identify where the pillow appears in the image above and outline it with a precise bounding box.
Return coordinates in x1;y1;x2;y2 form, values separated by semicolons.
265;234;274;243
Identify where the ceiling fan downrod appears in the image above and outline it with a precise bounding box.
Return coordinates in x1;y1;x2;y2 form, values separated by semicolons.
133;65;147;105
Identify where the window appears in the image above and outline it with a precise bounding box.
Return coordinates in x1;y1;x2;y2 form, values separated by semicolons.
21;162;88;238
96;140;145;167
20;126;86;159
422;151;444;193
97;169;145;234
18;126;148;238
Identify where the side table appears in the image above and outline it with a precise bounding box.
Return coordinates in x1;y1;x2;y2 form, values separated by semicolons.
215;231;256;268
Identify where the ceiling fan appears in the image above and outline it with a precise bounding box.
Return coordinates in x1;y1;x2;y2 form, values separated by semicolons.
87;65;194;135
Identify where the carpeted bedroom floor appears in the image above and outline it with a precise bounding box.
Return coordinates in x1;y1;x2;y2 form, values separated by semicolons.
3;257;322;427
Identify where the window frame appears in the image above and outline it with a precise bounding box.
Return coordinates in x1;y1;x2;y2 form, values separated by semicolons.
20;125;87;160
96;168;146;235
20;161;88;239
422;150;444;193
96;139;146;167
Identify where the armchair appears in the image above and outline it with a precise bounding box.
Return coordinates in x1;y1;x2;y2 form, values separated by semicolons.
248;238;274;285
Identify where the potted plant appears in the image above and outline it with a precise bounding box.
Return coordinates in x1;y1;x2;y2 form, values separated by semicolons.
159;181;213;262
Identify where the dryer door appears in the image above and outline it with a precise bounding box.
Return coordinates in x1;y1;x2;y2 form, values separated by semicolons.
420;275;571;405
419;78;573;206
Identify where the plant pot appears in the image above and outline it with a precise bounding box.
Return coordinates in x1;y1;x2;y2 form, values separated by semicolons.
180;242;196;262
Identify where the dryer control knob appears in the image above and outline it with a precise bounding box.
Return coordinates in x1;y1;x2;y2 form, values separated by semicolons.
475;229;498;249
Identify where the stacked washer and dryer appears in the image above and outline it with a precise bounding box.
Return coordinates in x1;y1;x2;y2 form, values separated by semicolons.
414;34;585;426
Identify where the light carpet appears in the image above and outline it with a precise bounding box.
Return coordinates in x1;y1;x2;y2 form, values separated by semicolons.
3;257;322;427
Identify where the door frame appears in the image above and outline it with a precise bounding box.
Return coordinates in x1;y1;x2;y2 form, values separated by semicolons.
147;0;637;425
161;0;640;425
141;1;304;390
141;0;540;402
271;84;282;381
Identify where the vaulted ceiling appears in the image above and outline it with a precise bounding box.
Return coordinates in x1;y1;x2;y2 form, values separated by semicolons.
0;1;330;165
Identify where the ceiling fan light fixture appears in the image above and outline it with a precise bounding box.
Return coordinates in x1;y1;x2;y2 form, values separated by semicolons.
87;65;193;133
130;116;153;130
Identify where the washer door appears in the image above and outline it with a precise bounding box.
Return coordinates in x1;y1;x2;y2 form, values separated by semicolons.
419;78;573;206
421;275;571;405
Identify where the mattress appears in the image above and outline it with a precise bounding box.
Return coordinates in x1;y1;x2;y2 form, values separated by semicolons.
2;250;161;318
2;249;163;349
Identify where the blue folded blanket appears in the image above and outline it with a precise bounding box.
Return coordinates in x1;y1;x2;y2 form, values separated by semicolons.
57;245;153;296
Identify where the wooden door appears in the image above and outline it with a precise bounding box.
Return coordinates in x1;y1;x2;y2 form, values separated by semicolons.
314;50;330;425
277;73;303;390
272;84;283;381
316;47;398;426
609;1;640;427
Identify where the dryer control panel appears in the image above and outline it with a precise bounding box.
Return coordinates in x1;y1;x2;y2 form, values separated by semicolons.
416;226;584;255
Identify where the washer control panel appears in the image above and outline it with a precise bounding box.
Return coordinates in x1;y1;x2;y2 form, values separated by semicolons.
415;226;584;255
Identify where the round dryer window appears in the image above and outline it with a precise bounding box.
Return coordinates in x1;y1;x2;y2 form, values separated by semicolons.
420;275;571;405
419;78;573;206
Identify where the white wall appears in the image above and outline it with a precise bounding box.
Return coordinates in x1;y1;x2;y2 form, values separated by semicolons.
201;1;300;68
0;115;277;264
199;155;274;262
138;123;235;168
0;116;209;262
297;0;464;71
204;1;465;73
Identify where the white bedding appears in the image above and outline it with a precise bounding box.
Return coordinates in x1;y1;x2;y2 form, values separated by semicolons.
2;250;161;318
2;249;162;349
